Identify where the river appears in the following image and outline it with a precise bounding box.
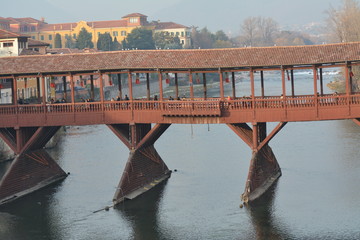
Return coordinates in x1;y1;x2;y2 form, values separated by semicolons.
0;70;359;240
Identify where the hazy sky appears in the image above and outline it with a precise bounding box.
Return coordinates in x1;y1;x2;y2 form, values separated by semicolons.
2;0;343;35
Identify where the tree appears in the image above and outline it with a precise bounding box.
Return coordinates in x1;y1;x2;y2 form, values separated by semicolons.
97;33;113;51
65;35;76;49
54;33;62;48
327;0;360;43
154;32;182;49
122;28;155;50
239;16;279;47
241;17;258;47
327;0;360;91
76;27;94;49
112;37;121;50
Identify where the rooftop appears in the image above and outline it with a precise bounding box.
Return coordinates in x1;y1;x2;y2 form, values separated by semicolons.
1;42;359;76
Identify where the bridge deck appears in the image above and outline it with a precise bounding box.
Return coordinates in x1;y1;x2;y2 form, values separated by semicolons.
1;93;359;127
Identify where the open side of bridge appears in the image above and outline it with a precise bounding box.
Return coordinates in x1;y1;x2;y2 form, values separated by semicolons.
1;42;360;206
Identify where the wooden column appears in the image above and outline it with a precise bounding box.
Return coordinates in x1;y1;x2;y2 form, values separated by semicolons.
203;73;207;100
36;77;41;102
117;73;122;100
232;72;236;99
189;71;194;100
319;68;324;96
260;71;265;98
90;75;95;100
158;70;163;101
99;73;104;103
70;74;75;104
146;73;150;100
41;76;46;105
219;69;225;100
128;72;133;100
12;75;18;105
62;76;67;100
281;67;286;99
175;73;179;99
250;68;255;108
313;66;319;116
291;69;295;97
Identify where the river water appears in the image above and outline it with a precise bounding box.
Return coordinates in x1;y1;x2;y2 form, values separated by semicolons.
0;70;360;240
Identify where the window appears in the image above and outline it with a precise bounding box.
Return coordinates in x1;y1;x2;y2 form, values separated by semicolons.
3;42;13;47
31;36;35;39
171;32;174;36
113;31;118;37
176;32;179;36
129;17;138;23
73;33;76;39
40;35;44;40
49;35;52;40
121;31;127;36
65;34;69;39
31;26;35;32
181;32;184;37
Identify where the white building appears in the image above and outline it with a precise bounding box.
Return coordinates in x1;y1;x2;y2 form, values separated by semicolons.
0;29;29;57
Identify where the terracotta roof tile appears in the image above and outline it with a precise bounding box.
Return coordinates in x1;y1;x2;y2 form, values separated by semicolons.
0;29;29;39
122;13;147;18
1;42;360;75
28;39;50;47
155;22;189;30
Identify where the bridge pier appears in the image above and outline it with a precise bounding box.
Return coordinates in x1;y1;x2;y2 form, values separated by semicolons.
108;123;171;205
228;122;286;203
0;127;67;205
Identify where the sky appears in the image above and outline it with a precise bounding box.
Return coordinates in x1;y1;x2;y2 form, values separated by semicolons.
2;0;343;35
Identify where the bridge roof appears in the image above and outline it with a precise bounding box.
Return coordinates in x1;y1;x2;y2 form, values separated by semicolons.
1;42;360;76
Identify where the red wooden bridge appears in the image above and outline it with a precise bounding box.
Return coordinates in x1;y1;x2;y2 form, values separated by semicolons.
1;42;360;205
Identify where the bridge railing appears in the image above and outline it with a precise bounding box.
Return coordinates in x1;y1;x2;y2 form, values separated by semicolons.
2;93;360;117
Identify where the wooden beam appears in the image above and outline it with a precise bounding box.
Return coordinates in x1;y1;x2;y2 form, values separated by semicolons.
257;122;287;151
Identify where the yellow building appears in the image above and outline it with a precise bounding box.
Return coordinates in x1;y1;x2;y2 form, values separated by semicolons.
1;13;191;49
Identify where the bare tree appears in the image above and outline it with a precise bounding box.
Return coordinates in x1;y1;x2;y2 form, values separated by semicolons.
241;17;259;47
257;17;278;46
240;16;278;47
327;0;360;42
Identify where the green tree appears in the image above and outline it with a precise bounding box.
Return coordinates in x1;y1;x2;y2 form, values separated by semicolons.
154;32;182;49
54;33;62;48
65;35;76;49
112;37;121;50
122;28;155;50
97;33;113;51
76;27;94;49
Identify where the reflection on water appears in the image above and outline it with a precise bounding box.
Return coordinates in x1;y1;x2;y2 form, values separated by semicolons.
1;71;360;239
115;181;168;240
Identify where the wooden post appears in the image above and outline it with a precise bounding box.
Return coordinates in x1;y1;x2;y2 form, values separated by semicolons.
41;76;46;105
319;68;324;96
250;68;255;108
90;75;95;100
62;76;67;100
175;73;179;99
69;74;75;103
291;69;295;97
189;71;194;100
158;70;163;101
260;71;265;98
99;73;104;103
128;72;133;100
12;76;18;105
203;73;207;100
313;66;319;116
146;73;150;100
36;77;41;101
219;69;225;100
232;72;236;99
117;73;122;99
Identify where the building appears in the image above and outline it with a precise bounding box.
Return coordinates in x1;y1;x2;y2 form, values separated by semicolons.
0;29;29;57
0;13;191;49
